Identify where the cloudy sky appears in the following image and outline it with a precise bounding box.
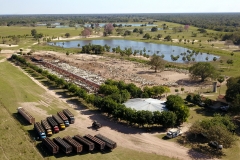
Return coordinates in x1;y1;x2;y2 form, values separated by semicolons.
0;0;239;14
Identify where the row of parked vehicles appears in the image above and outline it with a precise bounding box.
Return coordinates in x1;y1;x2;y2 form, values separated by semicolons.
17;107;75;139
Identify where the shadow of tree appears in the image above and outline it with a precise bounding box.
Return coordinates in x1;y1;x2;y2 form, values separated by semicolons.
178;133;225;159
194;107;215;117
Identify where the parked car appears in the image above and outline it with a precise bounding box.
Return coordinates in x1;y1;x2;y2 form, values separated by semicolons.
208;141;223;149
220;105;229;111
198;102;205;107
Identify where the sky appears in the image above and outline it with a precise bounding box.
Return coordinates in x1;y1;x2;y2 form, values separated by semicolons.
0;0;239;14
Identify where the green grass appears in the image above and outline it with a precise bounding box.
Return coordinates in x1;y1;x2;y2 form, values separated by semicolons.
40;146;176;160
0;26;83;37
0;62;44;109
0;102;42;160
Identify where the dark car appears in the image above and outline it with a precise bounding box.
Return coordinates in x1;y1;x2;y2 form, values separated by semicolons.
208;141;223;149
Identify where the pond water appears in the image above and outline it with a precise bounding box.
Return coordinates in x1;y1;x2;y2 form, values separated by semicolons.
37;23;157;28
84;23;157;27
49;39;219;63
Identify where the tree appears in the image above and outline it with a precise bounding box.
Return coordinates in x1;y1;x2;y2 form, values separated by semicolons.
149;55;165;73
156;34;162;39
151;26;158;32
65;33;70;38
77;44;80;48
160;111;177;128
165;95;185;111
224;40;233;48
66;51;70;56
181;88;184;93
139;29;144;34
217;76;225;95
164;95;189;124
225;76;240;102
227;59;233;70
189;114;236;148
104;23;114;35
152;86;165;96
184;25;189;31
81;27;92;37
189;62;219;82
143;33;151;39
213;57;217;61
164;35;172;41
133;28;139;33
143;47;146;53
31;29;37;37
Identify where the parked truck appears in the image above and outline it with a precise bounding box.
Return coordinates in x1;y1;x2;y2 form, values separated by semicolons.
63;109;75;124
41;120;53;137
63;136;83;153
42;137;59;154
57;111;70;127
34;122;46;140
17;107;35;124
53;137;72;154
52;115;65;130
84;134;105;150
95;134;117;150
73;134;94;151
47;117;59;133
166;128;181;139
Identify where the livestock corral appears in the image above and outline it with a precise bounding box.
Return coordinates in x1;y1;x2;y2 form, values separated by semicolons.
29;51;210;94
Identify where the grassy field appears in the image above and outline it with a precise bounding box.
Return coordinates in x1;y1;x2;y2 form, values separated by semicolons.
0;60;176;159
0;26;83;37
0;102;42;160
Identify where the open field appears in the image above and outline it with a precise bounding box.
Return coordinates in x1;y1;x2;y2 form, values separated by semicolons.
0;102;42;160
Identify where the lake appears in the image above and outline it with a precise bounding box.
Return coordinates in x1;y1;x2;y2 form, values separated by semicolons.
37;23;157;28
49;39;219;63
84;23;157;27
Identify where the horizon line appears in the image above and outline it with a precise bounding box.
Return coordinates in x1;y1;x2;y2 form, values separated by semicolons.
1;12;240;15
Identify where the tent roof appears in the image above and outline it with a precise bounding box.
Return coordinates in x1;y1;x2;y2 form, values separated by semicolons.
123;98;167;112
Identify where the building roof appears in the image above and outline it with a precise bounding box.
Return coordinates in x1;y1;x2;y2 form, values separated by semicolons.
123;98;167;112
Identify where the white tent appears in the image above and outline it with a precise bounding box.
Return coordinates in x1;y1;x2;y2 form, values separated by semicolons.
123;98;167;112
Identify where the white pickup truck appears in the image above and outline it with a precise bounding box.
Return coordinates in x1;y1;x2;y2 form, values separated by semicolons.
166;128;181;138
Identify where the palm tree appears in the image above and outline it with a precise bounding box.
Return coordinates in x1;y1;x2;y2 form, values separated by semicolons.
217;76;225;95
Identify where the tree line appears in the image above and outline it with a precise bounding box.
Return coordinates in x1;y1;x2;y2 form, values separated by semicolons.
10;55;190;128
1;13;240;32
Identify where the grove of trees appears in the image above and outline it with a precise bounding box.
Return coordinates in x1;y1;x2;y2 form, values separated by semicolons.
189;114;236;148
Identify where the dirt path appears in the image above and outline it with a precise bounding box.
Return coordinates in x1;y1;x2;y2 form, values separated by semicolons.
10;61;214;160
